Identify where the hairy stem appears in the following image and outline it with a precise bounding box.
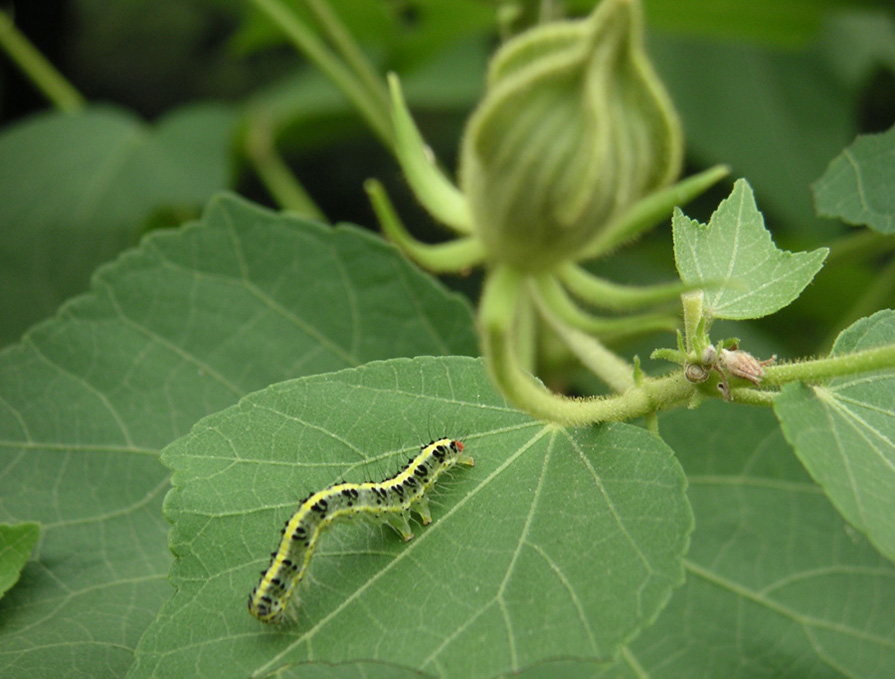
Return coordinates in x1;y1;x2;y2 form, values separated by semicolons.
300;0;389;112
533;274;678;339
581;165;729;259
763;343;895;386
557;262;689;311
365;179;486;272
480;266;695;425
532;280;636;393
244;118;326;218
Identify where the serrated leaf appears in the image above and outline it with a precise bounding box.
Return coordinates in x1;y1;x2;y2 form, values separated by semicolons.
0;194;476;679
0;522;40;600
0;104;237;347
774;310;895;562
673;178;828;320
127;357;692;679
600;403;895;677
812;124;895;233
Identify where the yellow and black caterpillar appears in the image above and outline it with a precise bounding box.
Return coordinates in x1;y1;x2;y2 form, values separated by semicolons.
249;438;473;623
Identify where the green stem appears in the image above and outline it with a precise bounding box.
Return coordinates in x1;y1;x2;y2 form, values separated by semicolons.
244;118;326;218
299;0;389;112
531;278;635;393
387;74;473;234
580;165;729;259
364;179;487;272
0;10;85;112
557;262;690;311
247;0;393;148
763;344;895;386
681;290;704;353
533;273;678;339
480;266;695;425
728;387;777;406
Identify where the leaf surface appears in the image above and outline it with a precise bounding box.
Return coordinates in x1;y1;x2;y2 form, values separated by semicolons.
775;310;895;562
606;403;895;678
813;124;895;233
673;179;828;320
0;194;476;679
127;357;692;679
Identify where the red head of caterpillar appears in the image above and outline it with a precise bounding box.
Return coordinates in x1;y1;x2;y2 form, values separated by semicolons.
248;437;473;624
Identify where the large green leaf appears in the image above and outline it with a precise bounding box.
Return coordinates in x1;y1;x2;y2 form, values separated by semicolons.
0;104;237;347
775;310;895;562
0;194;477;679
0;523;39;600
603;403;895;677
127;357;693;679
812;125;895;233
673;179;828;320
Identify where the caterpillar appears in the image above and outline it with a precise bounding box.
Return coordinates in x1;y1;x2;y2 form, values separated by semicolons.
248;437;473;624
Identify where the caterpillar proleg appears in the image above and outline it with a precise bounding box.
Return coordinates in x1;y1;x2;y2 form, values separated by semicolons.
248;437;473;624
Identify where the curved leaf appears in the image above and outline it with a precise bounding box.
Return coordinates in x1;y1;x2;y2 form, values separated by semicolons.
0;194;476;679
127;357;692;679
813;124;895;233
775;310;895;562
673;179;828;320
608;403;895;678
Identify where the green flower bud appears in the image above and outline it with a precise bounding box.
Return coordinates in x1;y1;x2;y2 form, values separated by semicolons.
459;0;683;272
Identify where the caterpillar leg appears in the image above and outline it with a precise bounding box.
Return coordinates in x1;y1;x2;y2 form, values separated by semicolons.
386;512;415;541
414;495;433;525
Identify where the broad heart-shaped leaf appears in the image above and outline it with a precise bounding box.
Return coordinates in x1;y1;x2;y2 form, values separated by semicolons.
596;403;895;678
0;523;39;599
673;178;828;320
0;104;236;347
0;193;477;679
127;357;692;679
774;310;895;562
812;124;895;233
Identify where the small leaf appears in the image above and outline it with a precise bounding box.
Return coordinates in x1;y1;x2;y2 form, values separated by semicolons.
812;124;895;233
0;523;40;599
775;309;895;562
673;178;828;319
608;403;895;677
128;357;692;679
0;194;476;679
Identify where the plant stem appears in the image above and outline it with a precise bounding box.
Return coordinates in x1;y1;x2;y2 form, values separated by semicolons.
681;290;703;353
244;118;326;219
0;10;84;112
300;0;389;112
532;279;635;393
763;343;895;386
480;266;695;425
580;165;729;259
557;262;690;311
533;273;677;339
364;179;487;272
247;0;393;148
